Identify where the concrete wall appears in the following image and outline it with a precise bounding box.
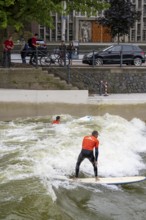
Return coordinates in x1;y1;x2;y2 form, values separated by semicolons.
47;67;146;93
0;68;75;90
1;101;146;121
0;67;146;93
0;89;88;104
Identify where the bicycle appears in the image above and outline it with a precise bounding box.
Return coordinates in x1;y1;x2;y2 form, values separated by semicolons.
40;48;69;66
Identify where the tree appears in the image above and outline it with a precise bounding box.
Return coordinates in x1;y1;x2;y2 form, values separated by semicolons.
97;0;141;42
0;0;109;31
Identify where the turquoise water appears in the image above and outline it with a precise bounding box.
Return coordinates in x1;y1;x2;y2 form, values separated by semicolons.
0;114;146;220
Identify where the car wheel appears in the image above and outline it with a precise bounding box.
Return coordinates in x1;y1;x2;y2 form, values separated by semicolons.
95;58;103;66
133;57;142;66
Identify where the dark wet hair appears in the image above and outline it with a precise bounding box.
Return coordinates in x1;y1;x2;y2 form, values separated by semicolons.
92;130;98;136
56;116;60;120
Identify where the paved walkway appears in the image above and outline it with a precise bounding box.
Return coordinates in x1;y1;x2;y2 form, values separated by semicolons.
0;89;145;105
88;93;146;104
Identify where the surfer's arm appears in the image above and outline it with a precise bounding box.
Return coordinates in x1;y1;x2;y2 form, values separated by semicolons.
95;148;99;161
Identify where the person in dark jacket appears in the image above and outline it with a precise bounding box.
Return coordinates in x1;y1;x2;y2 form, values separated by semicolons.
67;41;75;65
20;39;28;63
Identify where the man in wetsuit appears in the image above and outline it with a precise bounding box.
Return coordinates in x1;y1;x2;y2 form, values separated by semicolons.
52;116;61;124
75;130;99;180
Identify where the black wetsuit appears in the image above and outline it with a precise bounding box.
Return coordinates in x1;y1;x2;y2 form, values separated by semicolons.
75;148;98;177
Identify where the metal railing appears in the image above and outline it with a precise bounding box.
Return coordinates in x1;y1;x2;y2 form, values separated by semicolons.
0;47;145;68
0;48;137;68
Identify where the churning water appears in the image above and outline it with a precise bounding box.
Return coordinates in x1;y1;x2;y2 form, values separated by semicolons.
0;114;146;220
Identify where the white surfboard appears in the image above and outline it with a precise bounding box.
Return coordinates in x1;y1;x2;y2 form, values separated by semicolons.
53;176;146;185
68;176;146;185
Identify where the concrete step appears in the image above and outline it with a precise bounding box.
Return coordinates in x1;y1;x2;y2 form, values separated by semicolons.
45;71;78;90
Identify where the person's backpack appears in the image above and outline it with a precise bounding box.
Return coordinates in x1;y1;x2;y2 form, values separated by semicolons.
28;38;32;47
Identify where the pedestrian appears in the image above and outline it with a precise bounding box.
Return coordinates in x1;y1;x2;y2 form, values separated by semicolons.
75;130;99;180
20;39;28;64
67;41;75;65
52;116;61;124
28;33;38;65
59;40;66;66
2;35;14;67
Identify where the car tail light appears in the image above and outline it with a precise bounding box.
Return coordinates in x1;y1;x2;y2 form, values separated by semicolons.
141;51;145;55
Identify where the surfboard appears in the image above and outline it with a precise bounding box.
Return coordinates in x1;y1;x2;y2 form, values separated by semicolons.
68;176;146;185
53;176;146;185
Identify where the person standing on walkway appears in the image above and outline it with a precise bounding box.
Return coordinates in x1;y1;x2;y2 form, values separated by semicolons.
2;35;14;67
59;40;66;66
67;41;75;65
75;130;99;180
29;33;38;64
20;39;28;64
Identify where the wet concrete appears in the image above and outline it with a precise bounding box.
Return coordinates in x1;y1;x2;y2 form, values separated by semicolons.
1;102;146;121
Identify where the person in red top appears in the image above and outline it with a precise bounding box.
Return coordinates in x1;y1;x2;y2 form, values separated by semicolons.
2;35;14;67
75;130;99;180
52;116;61;124
29;33;38;64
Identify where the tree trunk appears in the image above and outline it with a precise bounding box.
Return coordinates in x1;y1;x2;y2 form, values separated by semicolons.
61;1;66;41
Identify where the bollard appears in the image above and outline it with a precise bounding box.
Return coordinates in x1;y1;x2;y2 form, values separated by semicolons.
104;81;108;96
99;80;104;95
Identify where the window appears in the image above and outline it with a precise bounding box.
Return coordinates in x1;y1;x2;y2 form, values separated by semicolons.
144;18;146;27
133;45;141;51
122;45;132;51
131;30;135;41
143;30;146;41
110;45;121;52
138;0;142;9
144;5;146;13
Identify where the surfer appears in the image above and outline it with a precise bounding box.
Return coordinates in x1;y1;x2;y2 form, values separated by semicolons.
75;130;99;180
52;116;61;124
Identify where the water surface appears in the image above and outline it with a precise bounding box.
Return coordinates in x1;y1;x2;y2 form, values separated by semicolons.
0;114;146;220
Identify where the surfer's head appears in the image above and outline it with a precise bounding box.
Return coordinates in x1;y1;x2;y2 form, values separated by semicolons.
92;130;98;137
56;116;60;121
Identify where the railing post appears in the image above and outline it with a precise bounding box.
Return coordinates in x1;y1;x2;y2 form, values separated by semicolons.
120;50;123;67
64;47;66;67
92;50;95;67
67;64;70;84
36;47;38;68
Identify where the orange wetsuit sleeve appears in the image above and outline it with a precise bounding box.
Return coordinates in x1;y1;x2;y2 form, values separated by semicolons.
82;136;99;151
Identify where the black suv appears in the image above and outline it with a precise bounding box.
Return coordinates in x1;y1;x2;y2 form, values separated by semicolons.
82;44;145;66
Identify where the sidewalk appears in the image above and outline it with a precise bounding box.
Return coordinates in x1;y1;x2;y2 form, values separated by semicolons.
88;93;146;105
0;89;145;105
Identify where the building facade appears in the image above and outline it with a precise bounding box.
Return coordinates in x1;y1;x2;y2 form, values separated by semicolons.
35;0;146;43
38;11;112;43
130;0;146;42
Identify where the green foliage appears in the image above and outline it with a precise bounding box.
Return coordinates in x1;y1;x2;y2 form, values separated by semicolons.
97;0;141;42
0;0;109;31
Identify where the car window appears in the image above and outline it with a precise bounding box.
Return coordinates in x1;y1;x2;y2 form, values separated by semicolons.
122;45;133;51
133;45;141;51
110;45;121;52
103;46;113;51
